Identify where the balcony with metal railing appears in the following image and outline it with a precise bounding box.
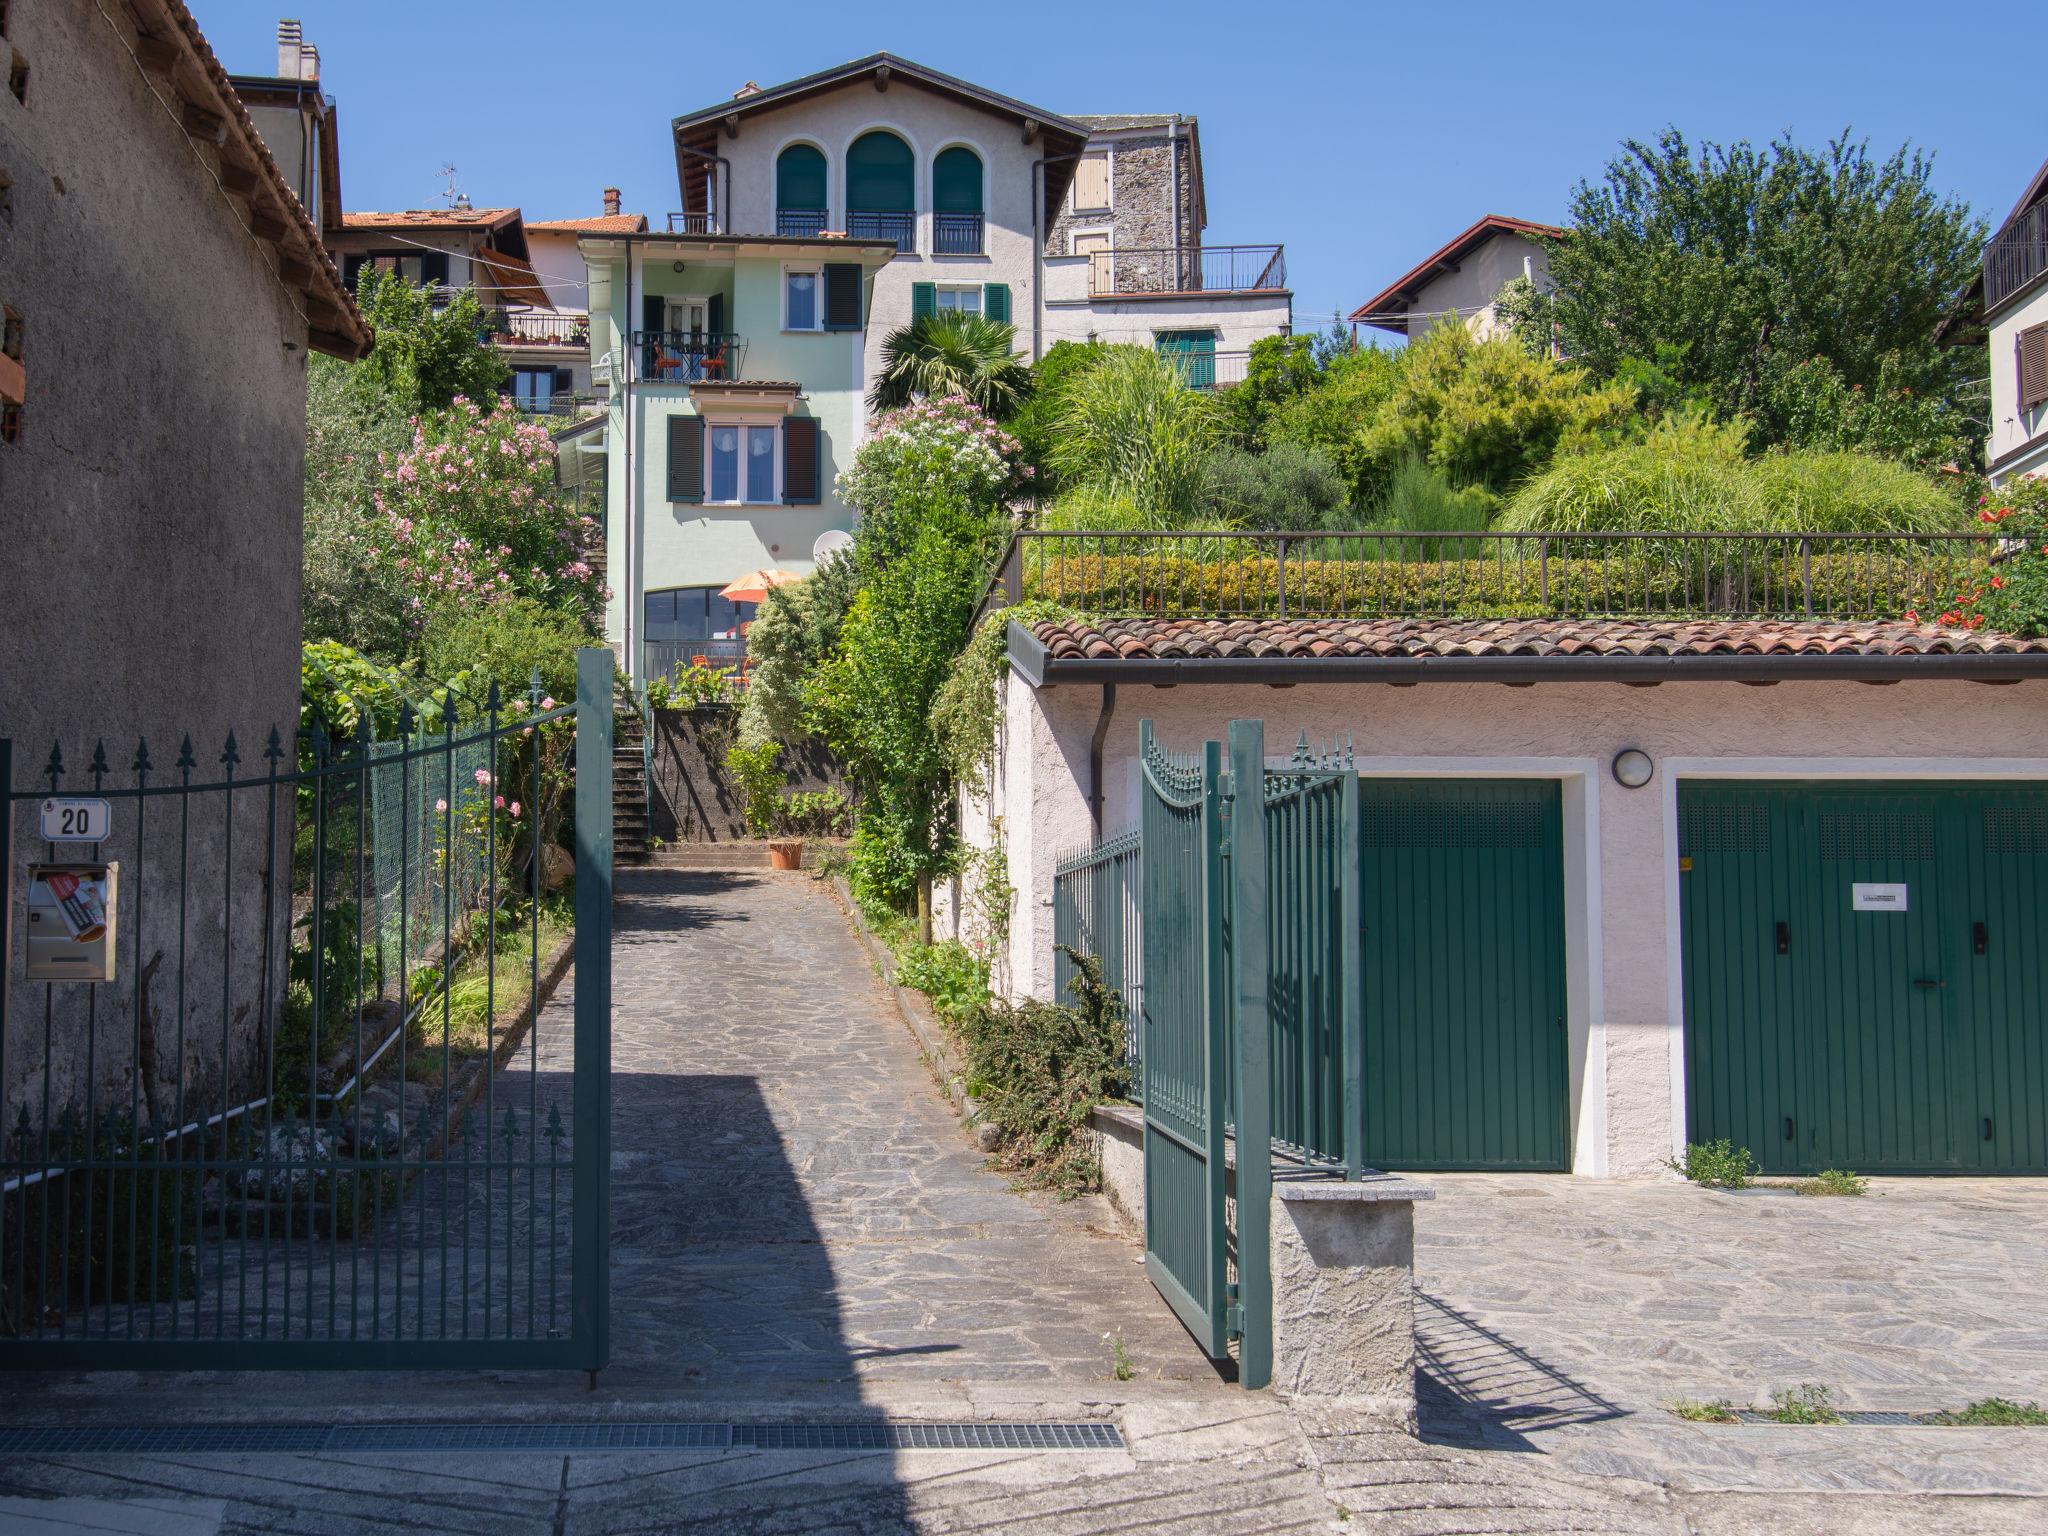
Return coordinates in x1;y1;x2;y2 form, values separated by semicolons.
933;211;985;255
666;212;718;235
776;208;829;239
1986;201;2048;313
1164;350;1251;391
483;309;589;348
644;638;748;692
847;209;915;252
630;331;748;385
1086;244;1287;298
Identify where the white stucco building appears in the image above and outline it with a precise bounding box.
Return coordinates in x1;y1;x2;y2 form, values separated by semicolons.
1981;157;2048;486
1350;213;1564;344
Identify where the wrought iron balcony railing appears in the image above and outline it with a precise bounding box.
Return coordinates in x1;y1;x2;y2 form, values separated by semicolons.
975;528;1997;628
630;330;747;384
847;208;915;252
1087;244;1287;297
1986;202;2048;313
776;207;829;239
933;211;985;255
1163;349;1250;391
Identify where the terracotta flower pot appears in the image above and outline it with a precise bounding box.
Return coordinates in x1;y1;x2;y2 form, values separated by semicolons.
767;839;803;871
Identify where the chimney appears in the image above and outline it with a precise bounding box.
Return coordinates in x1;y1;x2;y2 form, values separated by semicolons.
299;42;319;82
732;81;761;99
275;18;302;77
602;186;621;217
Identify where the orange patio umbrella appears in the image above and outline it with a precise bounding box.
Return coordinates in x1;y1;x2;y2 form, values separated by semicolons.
718;568;802;604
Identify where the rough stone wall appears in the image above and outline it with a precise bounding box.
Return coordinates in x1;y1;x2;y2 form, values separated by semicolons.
1;0;311;1128
1044;129;1198;260
647;707;847;843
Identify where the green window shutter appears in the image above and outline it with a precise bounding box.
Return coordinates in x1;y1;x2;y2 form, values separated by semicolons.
667;415;704;503
782;416;821;504
911;282;936;321
708;292;725;337
846;130;915;211
982;283;1010;325
824;264;862;331
776;143;828;210
932;146;984;213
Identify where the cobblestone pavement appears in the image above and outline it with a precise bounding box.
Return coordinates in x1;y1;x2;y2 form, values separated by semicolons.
3;870;2044;1532
1413;1172;2048;1493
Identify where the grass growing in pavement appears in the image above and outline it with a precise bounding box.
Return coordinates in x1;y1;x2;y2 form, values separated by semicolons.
1670;1398;1742;1424
1925;1398;2048;1426
1670;1139;1759;1189
1792;1168;1868;1197
405;894;574;1074
1765;1384;1843;1425
1104;1331;1134;1382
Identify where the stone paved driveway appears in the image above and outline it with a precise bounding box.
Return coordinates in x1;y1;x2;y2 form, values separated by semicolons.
1413;1173;2048;1493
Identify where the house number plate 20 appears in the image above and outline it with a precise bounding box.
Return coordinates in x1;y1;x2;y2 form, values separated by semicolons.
40;798;111;842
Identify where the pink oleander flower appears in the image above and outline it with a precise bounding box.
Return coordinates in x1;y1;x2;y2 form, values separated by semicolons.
494;795;506;809
435;798;449;813
509;801;522;818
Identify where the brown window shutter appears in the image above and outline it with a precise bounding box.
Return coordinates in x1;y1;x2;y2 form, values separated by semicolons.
2020;324;2048;414
782;416;821;504
667;415;704;502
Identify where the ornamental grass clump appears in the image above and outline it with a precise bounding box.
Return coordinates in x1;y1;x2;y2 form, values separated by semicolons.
1049;346;1224;521
959;946;1129;1197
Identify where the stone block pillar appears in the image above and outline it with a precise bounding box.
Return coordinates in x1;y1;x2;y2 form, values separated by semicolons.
1269;1179;1433;1422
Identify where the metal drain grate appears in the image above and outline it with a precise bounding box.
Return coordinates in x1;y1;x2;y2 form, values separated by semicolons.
0;1421;1124;1456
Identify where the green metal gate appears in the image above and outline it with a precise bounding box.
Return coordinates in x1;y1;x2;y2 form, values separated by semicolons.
1680;781;2048;1174
0;650;614;1369
1358;780;1570;1171
1131;720;1359;1389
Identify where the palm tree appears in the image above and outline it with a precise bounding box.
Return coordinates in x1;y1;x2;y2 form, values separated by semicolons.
868;311;1033;416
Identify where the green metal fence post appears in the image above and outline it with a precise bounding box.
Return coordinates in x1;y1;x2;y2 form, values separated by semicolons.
1228;720;1272;1390
1199;736;1230;1358
571;647;614;1375
1340;768;1364;1181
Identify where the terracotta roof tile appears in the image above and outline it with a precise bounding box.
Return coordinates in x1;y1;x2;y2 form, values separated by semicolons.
343;208;520;230
526;214;651;233
1028;616;2048;664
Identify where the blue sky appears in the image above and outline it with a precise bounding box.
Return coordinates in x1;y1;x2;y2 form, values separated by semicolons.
195;0;2036;332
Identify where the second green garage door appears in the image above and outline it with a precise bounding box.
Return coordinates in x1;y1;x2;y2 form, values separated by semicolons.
1679;783;2048;1174
1359;780;1570;1170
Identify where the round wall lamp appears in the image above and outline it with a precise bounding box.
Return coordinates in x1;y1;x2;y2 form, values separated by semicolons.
1611;749;1655;789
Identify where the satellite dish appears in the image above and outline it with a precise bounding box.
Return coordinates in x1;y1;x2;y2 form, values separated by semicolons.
812;528;854;566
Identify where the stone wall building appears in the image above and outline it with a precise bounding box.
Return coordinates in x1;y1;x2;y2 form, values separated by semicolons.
0;0;368;1134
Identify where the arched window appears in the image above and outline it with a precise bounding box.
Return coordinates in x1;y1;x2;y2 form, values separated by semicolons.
846;130;915;251
775;144;828;238
932;146;984;255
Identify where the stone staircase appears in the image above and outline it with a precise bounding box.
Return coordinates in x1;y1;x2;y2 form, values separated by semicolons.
612;700;651;866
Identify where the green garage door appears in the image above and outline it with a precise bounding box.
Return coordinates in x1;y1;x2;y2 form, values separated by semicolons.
1359;780;1570;1170
1680;783;2048;1174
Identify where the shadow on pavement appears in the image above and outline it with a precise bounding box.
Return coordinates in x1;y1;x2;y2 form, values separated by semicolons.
1414;1291;1628;1451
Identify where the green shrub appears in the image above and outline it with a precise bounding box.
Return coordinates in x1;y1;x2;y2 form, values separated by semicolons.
1364;457;1498;559
1502;439;1758;534
895;939;989;1026
1039;483;1172;533
722;741;782;839
1926;480;2048;637
421;597;595;711
1199;442;1351;532
778;787;851;837
958;947;1129;1197
1049;346;1225;519
1010;339;1112;487
1748;451;1963;534
1672;1139;1758;1189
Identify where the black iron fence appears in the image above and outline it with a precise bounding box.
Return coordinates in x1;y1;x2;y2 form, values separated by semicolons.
1087;245;1286;297
977;528;1995;627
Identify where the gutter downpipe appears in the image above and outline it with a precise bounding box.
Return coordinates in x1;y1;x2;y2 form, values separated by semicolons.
1088;683;1117;837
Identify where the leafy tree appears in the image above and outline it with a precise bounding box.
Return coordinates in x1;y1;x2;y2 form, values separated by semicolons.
1528;129;1984;459
349;269;510;415
1219;332;1321;447
1264;343;1403;506
421;596;595;709
735;553;860;747
303;358;415;659
869;311;1032;417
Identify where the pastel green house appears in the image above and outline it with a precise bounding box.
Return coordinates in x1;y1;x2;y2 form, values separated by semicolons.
577;231;897;681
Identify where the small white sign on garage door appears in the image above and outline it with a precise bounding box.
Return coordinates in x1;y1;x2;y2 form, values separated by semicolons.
1852;882;1909;912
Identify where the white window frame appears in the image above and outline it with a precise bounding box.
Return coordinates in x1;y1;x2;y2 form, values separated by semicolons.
1070;149;1113;214
934;283;983;316
782;263;823;333
702;419;782;507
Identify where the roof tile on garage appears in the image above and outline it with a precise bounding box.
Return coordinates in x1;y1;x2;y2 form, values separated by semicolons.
1029;616;2048;662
